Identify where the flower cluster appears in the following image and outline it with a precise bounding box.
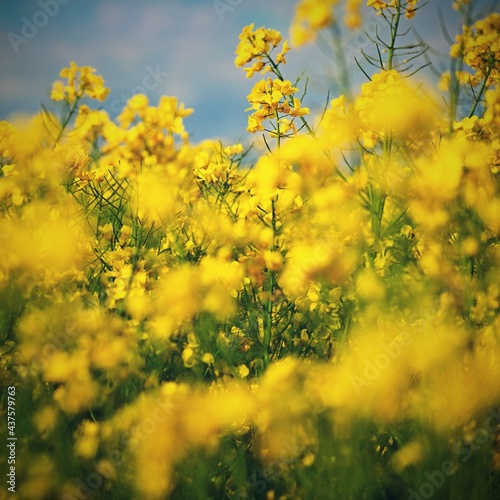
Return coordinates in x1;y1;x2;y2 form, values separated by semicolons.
245;77;310;135
50;61;109;103
290;0;363;46
234;23;290;78
367;0;420;19
451;12;500;87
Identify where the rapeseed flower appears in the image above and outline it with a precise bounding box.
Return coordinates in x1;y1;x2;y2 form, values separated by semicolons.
2;2;500;497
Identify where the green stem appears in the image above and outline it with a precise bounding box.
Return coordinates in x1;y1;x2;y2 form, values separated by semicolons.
448;2;473;133
263;271;274;369
276;110;281;148
262;197;277;370
448;56;463;133
387;2;402;70
265;52;314;136
264;53;284;80
331;21;352;100
468;65;492;118
336;301;352;363
54;94;83;146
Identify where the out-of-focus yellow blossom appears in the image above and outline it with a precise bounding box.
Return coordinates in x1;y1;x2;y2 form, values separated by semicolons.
279;135;334;192
346;0;363;28
391;441;425;472
182;346;196;368
96;460;116;482
43;351;89;384
132;163;197;227
411;139;464;201
355;70;439;144
33;406;59;434
202;352;215;365
102;94;193;169
238;364;250;378
0;199;90;283
356;267;386;301
317;94;359;148
484;85;500;127
290;0;364;46
409;342;500;430
133;420;178;499
148;266;201;338
311;319;411;422
0;113;85;196
18;456;55;500
74;421;100;459
99;222;114;241
452;0;471;9
73;105;110;143
250;153;301;201
280;237;359;297
99;381;256;500
199;255;244;316
438;70;474;91
53;375;98;414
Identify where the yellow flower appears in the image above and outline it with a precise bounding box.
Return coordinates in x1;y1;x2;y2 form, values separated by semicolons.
43;352;88;383
50;80;66;101
355;70;438;142
238;364;250;378
290;23;315;47
51;62;109;103
33;406;58;434
391;441;425;472
288;97;310;117
451;13;500;87
245;78;306;137
202;353;215;365
74;421;100;459
345;0;363;28
276;39;291;64
367;0;420;19
53;376;98;414
356;268;386;301
290;0;335;47
244;61;266;78
235;24;287;75
99;222;114;241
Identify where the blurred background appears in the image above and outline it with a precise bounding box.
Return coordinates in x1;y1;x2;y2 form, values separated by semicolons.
0;0;466;144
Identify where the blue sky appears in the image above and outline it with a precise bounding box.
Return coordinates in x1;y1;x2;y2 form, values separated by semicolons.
0;0;465;144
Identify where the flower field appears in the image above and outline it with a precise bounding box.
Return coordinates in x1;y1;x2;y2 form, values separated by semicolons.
1;0;500;498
